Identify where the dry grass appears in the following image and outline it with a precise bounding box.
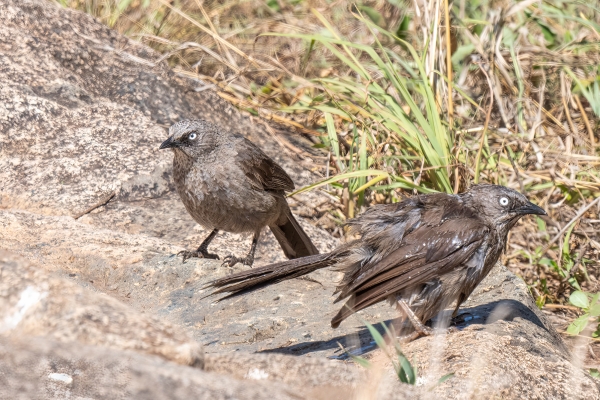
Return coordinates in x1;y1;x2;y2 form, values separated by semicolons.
58;0;600;341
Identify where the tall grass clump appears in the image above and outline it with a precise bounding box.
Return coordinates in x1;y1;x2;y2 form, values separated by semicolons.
282;9;456;218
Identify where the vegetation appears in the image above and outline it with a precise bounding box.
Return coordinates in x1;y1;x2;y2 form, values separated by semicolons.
567;290;600;337
58;0;600;368
342;320;454;385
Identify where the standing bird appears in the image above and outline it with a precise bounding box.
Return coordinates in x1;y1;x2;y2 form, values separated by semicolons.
208;185;546;338
159;119;318;267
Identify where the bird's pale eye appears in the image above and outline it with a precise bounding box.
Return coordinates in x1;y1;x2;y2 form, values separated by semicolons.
499;197;510;206
188;132;197;140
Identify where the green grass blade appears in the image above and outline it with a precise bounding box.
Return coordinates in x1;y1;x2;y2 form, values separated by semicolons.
325;112;344;172
288;170;389;197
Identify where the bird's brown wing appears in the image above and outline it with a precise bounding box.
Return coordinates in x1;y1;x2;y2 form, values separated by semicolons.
235;137;295;192
331;216;488;326
338;193;474;291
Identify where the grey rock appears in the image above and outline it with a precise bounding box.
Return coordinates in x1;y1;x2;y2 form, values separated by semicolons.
0;337;306;400
0;0;598;399
0;251;204;368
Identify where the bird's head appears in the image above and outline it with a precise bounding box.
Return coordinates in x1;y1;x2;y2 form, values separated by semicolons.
159;119;218;158
463;184;546;230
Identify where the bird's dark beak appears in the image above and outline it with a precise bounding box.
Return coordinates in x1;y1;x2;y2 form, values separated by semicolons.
516;201;546;216
159;136;176;150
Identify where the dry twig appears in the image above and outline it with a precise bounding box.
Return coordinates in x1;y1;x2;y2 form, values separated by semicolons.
541;196;600;256
73;191;116;220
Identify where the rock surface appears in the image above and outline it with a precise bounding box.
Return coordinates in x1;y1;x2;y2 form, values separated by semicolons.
0;0;598;398
0;251;203;367
0;337;307;400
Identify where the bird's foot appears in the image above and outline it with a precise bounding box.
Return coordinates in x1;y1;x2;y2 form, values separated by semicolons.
396;326;458;343
178;250;220;264
446;326;459;334
451;312;475;326
397;331;421;343
396;299;459;339
396;299;433;336
407;320;460;338
222;254;254;268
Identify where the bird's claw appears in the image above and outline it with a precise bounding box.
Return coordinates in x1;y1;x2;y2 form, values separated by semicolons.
446;326;459;333
414;323;461;337
222;254;254;268
451;312;475;326
395;325;457;343
417;325;434;336
178;250;220;264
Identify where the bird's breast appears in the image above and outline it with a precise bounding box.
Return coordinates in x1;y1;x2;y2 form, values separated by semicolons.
173;161;281;232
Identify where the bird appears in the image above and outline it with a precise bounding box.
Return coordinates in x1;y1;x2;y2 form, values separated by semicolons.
207;184;546;339
159;119;319;267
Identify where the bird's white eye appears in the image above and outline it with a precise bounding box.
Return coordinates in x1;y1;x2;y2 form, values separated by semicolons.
499;197;510;206
188;132;197;140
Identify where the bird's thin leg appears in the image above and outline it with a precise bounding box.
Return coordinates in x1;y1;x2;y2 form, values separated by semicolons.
397;331;422;343
223;232;260;268
450;293;472;326
450;292;468;319
396;299;433;336
179;229;220;263
197;229;220;255
396;299;460;339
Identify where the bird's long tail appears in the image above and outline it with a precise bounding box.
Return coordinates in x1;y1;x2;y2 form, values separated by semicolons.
207;252;336;300
269;208;319;259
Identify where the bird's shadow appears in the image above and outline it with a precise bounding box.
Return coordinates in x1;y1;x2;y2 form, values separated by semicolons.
258;299;546;358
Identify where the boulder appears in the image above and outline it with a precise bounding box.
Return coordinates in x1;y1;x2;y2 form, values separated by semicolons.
0;251;203;367
0;337;307;400
0;0;597;398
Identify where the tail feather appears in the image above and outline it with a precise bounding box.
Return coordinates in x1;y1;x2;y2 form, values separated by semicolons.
330;291;384;328
330;297;356;328
207;253;335;299
270;210;319;259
